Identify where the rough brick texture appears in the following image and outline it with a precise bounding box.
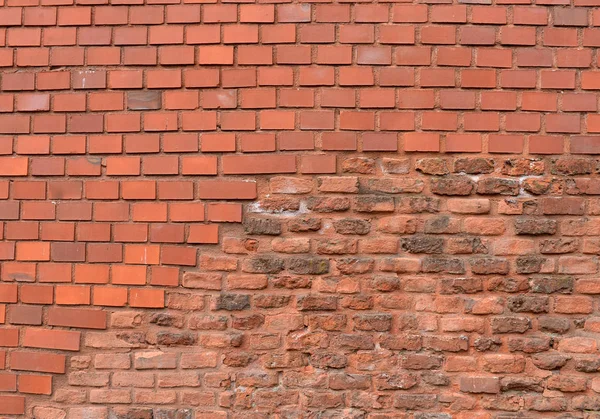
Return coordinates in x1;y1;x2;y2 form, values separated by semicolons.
1;0;600;417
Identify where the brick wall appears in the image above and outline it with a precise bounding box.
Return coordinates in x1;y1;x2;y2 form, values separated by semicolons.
1;0;600;417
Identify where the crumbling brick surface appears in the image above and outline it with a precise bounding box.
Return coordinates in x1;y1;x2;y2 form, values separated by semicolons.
1;0;600;417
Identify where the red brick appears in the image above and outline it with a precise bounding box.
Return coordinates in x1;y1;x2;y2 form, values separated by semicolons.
75;264;110;284
362;133;398;152
48;307;106;329
439;90;475;110
198;46;234;65
47;44;85;65
437;47;471;67
432;5;466;23
129;289;165;308
94;6;128;25
514;7;548;25
322;133;357;151
557;49;592;68
207;203;243;223
130;6;164;25
0;8;22;26
166;5;200;23
0;373;16;392
12;180;46;199
276;45;311;65
501;26;536;45
7;28;41;47
2;73;35;91
554;8;588;26
41;223;74;241
582;71;600;90
220;111;256;131
150;266;179;287
11;351;65;373
392;5;427;22
260;110;295;130
8;305;42;325
461;69;496;88
0;284;18;303
106;157;141;176
55;285;90;305
93;287;128;307
422;112;458;131
16;242;50;261
0;328;19;347
489;135;524;153
300;155;336;174
132;203;167;222
546;114;580;133
300;68;335;86
505;113;541;132
405;133;440;152
1;263;36;283
477;48;512;68
0;395;24;415
315;4;349;23
356;5;388;23
203;4;237;23
562;93;597;112
23;328;80;351
223;155;296;175
20;285;53;305
515;49;553;68
544;28;578;47
188;225;219;244
340;25;374;44
529;135;564;154
460;26;496;45
279;132;314;150
0;116;29;135
522;92;557;112
198;181;257;200
126;134;161;153
446;134;482;153
142;156;179;175
182;156;218;175
571;136;600;154
240;133;277;152
39;263;72;282
22;201;56;220
58;7;91;26
18;374;52;395
93;203;129;222
150;224;185;243
421;25;456;45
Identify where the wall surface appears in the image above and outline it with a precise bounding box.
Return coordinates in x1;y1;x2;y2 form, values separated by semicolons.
0;0;600;417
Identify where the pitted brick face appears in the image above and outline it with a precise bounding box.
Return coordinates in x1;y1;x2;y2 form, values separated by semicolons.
1;0;600;417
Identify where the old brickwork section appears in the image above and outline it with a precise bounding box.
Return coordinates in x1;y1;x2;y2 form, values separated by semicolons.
1;0;600;417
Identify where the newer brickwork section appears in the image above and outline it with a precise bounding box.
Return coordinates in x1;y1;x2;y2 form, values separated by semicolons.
1;0;600;417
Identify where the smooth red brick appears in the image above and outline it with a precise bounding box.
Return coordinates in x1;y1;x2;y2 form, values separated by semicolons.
18;374;52;395
48;307;106;329
11;351;65;374
23;329;80;351
0;395;24;415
